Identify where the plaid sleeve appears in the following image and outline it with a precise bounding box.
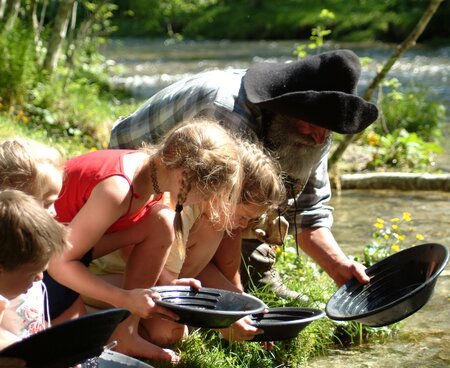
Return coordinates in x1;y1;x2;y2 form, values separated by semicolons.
109;75;220;149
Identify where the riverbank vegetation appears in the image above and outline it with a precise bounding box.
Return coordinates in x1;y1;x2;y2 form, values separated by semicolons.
1;1;447;169
110;0;450;44
0;1;447;366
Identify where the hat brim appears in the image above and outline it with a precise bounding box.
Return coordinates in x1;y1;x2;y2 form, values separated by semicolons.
257;90;379;134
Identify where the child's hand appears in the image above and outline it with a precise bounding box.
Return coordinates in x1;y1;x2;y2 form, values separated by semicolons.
122;288;179;320
170;278;202;289
218;316;263;341
0;357;26;367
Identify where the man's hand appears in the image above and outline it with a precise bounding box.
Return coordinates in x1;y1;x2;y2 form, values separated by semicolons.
298;227;370;286
331;259;370;286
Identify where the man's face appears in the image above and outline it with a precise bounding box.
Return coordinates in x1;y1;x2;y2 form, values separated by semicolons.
291;119;331;145
264;114;330;180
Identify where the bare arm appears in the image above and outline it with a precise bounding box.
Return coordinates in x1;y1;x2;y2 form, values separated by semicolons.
197;262;241;292
298;227;369;286
211;230;244;290
48;177;175;319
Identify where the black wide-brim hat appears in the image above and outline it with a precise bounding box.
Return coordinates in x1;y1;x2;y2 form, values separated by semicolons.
243;49;379;134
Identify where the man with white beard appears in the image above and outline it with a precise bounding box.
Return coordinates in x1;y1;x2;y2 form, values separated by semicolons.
109;49;378;296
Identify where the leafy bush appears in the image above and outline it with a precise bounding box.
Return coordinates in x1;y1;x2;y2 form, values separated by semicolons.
0;24;38;105
378;78;446;140
364;129;443;171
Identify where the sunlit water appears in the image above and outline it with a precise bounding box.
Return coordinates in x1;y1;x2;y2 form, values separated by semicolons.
320;190;450;368
100;39;450;367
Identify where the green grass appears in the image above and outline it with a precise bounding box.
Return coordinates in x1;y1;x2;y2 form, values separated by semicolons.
140;237;397;368
0;111;400;366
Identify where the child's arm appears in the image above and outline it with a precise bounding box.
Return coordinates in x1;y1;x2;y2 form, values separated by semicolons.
210;230;244;290
157;269;202;289
48;176;176;320
0;299;21;351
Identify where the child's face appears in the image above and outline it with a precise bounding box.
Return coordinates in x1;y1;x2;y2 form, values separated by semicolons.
0;262;47;299
37;164;63;216
230;203;267;230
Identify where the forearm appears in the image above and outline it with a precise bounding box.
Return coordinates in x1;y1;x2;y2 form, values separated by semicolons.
197;262;242;292
157;268;178;286
48;260;126;308
297;227;370;286
298;227;349;283
212;230;243;290
0;328;21;350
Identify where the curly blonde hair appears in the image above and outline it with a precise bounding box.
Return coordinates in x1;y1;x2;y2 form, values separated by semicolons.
0;137;64;200
142;119;243;258
237;138;285;211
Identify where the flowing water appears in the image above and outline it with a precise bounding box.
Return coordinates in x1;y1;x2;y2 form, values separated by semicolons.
100;39;450;367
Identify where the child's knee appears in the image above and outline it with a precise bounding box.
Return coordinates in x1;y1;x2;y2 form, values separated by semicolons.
140;320;187;347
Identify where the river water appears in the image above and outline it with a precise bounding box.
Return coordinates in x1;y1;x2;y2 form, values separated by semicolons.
100;39;450;367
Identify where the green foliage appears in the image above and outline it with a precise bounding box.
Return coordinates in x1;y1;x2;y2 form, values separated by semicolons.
293;8;335;58
359;76;446;172
109;0;449;43
358;212;425;267
143;235;397;368
364;129;443;172
0;24;38;105
379;78;446;139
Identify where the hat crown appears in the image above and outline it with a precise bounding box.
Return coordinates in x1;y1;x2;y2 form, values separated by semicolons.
245;49;362;102
243;49;378;134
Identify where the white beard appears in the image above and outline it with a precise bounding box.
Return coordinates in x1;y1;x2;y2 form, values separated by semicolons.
265;118;328;180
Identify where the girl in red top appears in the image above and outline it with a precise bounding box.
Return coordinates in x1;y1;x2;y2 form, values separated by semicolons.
46;119;243;362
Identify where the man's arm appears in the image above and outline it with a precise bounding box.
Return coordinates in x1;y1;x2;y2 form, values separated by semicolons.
298;227;369;286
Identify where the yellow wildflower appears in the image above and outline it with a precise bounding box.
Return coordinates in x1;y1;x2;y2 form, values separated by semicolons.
392;224;399;231
403;212;412;221
416;234;425;241
398;235;406;241
391;244;400;252
376;218;385;223
383;234;390;240
391;217;399;222
367;131;380;146
275;246;282;254
374;223;384;229
89;147;98;152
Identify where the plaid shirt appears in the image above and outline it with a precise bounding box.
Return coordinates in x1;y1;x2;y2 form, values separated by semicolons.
109;69;334;229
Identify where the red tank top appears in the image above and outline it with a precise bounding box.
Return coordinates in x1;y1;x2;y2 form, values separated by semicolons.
54;149;163;233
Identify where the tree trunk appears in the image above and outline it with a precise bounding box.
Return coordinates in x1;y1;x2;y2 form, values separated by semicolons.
26;0;40;45
38;0;48;33
3;0;21;32
42;0;76;74
0;0;7;20
328;0;444;171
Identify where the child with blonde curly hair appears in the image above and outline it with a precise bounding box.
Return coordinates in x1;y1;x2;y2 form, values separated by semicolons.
46;119;243;362
87;137;286;349
0;137;64;213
